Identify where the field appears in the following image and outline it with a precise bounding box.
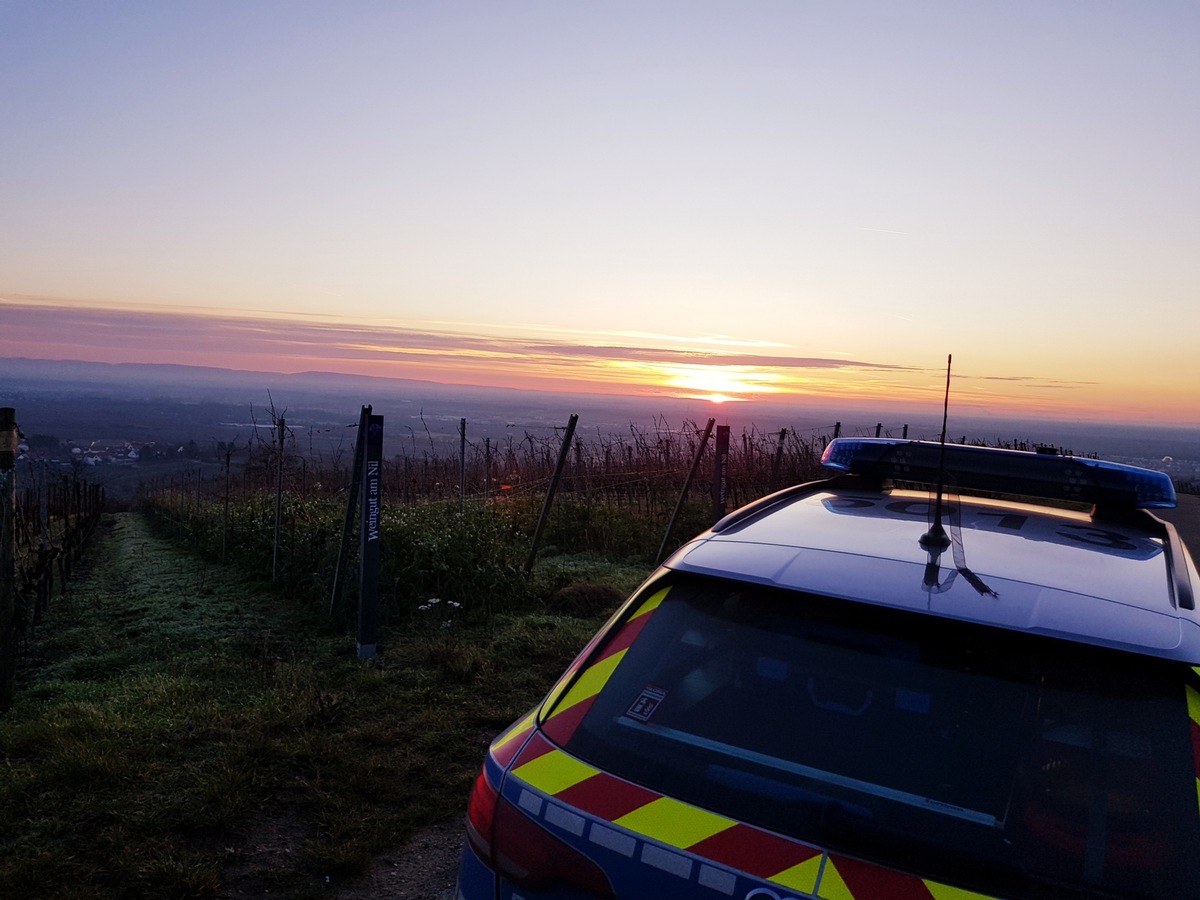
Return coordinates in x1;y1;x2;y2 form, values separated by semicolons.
0;506;651;898
0;414;826;897
4;412;1199;898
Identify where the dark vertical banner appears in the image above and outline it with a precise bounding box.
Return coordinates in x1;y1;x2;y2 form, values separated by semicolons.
1;408;16;710
712;424;730;524
357;414;383;659
329;405;369;619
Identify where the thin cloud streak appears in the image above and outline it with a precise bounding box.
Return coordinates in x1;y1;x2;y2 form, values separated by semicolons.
2;301;915;393
0;299;1120;414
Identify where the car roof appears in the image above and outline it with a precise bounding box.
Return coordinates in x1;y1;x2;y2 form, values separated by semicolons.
666;462;1200;663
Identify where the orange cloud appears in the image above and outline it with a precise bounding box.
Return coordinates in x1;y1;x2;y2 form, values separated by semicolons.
0;299;921;402
3;297;1176;423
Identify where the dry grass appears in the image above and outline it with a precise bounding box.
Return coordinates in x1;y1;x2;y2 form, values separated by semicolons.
1;512;637;898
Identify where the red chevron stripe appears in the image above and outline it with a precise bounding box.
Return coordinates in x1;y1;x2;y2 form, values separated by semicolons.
555;771;662;820
491;720;535;768
596;611;651;662
689;823;821;878
829;854;935;899
541;612;655;744
1191;719;1200;777
541;694;597;743
511;731;556;767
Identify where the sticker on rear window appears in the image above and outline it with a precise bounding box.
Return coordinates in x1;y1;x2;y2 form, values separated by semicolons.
627;686;667;722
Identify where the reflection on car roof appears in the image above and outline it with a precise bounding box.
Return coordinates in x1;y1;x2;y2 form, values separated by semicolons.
668;487;1200;662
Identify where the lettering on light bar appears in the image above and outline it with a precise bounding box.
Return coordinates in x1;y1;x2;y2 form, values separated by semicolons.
820;438;1177;509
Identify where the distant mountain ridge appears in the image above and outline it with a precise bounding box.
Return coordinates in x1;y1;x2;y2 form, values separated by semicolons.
2;357;464;395
2;357;1198;481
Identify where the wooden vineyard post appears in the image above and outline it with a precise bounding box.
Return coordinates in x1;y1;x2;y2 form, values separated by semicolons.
459;417;466;512
34;460;50;620
357;413;383;659
769;428;788;493
484;437;492;500
222;443;233;563
272;417;286;582
525;414;578;576
1;408;17;711
711;424;730;524
657;417;715;565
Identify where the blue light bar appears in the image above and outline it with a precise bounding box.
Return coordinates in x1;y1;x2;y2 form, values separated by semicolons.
820;438;1177;509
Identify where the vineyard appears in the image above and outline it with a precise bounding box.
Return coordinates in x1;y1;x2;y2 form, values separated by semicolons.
2;406;1196;897
136;415;838;629
3;407;945;710
7;402;1145;679
3;411;107;709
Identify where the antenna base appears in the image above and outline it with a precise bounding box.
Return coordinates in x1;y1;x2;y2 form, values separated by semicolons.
919;524;951;552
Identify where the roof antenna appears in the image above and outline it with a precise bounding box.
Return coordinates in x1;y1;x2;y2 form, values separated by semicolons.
919;354;952;552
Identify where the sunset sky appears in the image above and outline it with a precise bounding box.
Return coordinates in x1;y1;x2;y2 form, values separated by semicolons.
2;2;1198;424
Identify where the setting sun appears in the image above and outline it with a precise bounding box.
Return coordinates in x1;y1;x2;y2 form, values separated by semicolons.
658;364;784;402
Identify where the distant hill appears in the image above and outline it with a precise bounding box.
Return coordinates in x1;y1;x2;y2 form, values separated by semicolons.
2;357;1197;485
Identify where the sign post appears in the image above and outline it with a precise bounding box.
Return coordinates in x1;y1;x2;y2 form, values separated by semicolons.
357;414;383;659
711;424;730;524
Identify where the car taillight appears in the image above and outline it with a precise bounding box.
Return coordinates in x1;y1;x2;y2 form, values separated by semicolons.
465;763;615;898
466;766;499;863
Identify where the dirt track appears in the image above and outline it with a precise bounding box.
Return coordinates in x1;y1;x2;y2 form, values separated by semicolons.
333;822;460;899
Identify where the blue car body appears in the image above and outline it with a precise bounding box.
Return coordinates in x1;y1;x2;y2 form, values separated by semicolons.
455;440;1200;899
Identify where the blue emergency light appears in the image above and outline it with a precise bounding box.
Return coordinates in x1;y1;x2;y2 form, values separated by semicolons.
820;438;1177;509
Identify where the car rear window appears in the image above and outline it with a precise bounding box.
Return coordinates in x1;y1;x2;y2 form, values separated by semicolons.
545;575;1200;899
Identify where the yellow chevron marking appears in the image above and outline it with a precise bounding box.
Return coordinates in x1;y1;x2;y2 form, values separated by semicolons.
631;586;670;620
769;853;823;894
1187;686;1200;815
815;858;855;900
491;710;536;753
614;796;734;848
550;648;627;718
926;880;997;899
544;588;668;722
513;749;599;795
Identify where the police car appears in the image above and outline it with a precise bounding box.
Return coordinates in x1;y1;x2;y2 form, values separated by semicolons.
456;438;1200;899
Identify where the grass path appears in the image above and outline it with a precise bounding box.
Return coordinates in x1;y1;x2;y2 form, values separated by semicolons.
1;511;608;898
